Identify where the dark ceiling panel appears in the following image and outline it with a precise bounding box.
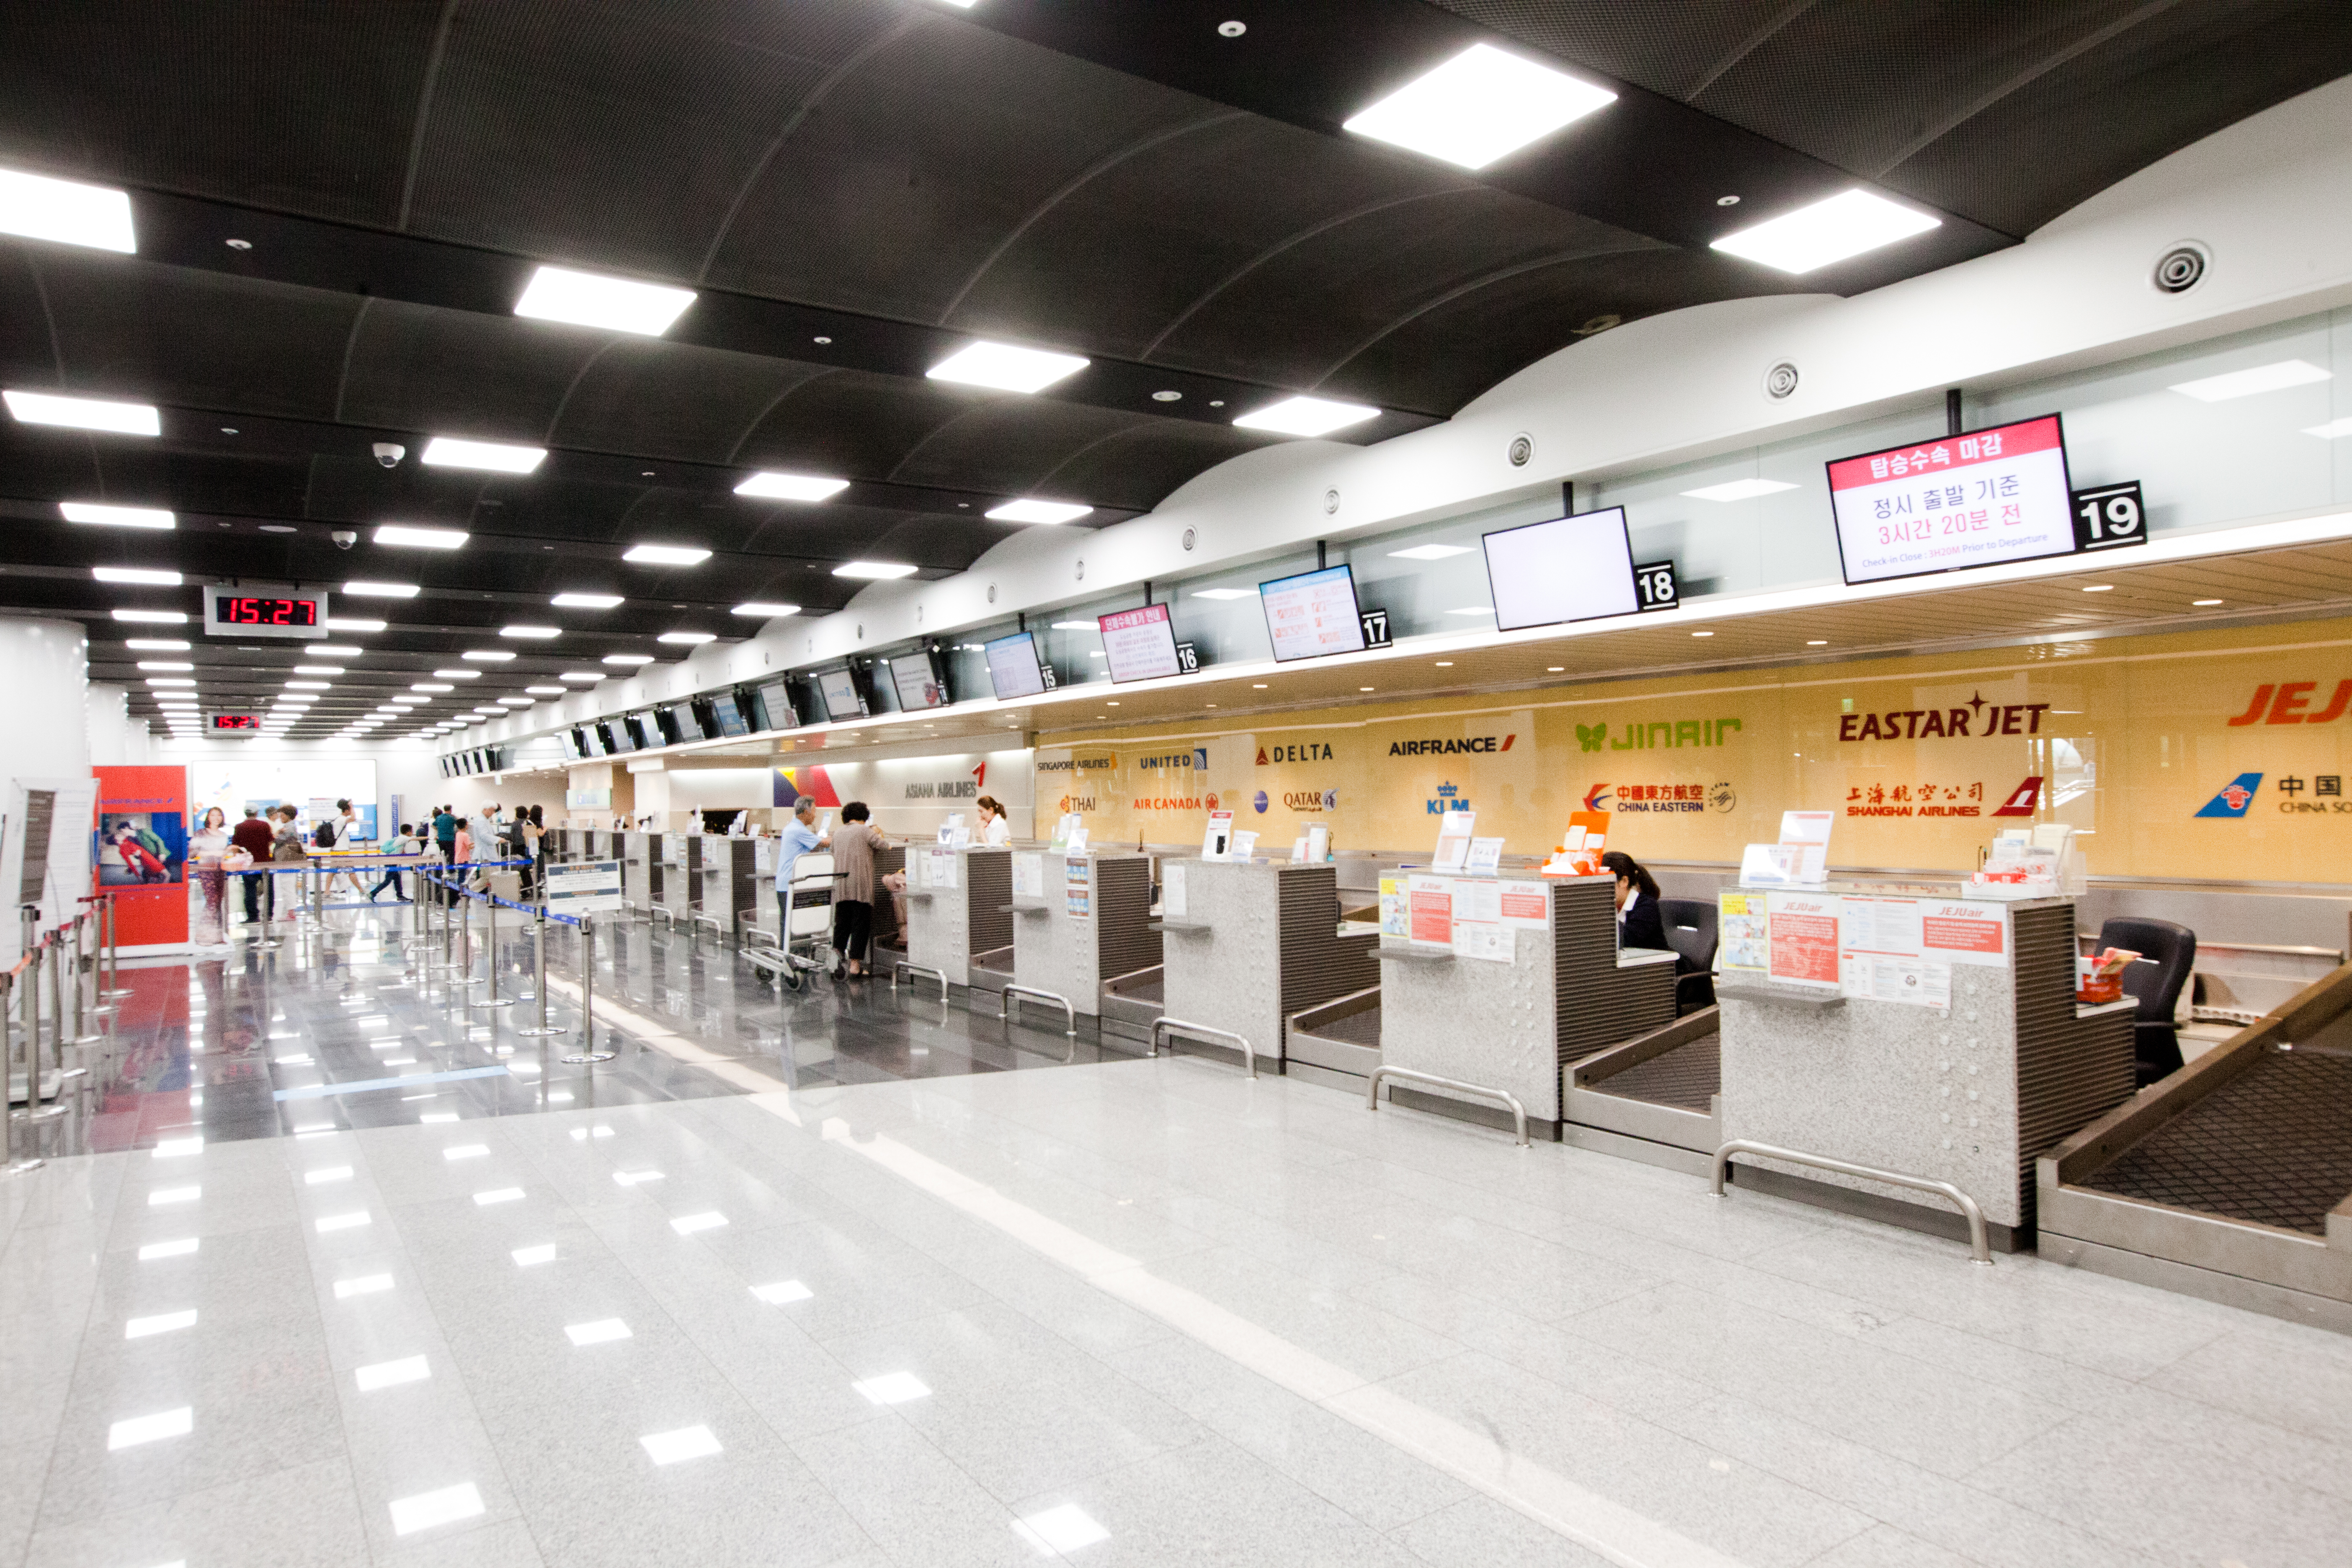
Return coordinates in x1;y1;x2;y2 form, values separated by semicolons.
405;0;855;276
544;337;830;465
725;369;984;479
879;398;1165;497
704;19;1218;321
333;297;605;437
0;0;439;224
1025;420;1276;510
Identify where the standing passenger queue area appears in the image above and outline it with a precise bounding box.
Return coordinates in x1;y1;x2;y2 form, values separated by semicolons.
5;898;2352;1567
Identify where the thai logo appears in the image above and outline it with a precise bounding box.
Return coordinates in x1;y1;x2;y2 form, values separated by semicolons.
1252;790;1269;813
1056;794;1097;813
2195;773;2262;818
1426;781;1471;815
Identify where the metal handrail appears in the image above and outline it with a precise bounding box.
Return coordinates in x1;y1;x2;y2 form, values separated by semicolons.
1152;1017;1255;1080
892;961;949;1002
1366;1065;1526;1147
1000;985;1078;1060
1711;1139;1992;1265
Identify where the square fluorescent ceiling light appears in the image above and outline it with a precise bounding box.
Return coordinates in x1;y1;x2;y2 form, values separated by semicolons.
5;389;160;435
0;168;136;253
1710;188;1939;274
731;601;799;617
622;544;710;566
985;499;1093;524
63;501;173;529
603;653;654;665
926;340;1089;394
514;265;695;336
658;631;714;644
734;471;848;502
500;624;560;638
95;566;181;585
421;436;545;474
1682;478;1799;502
833;561;917;579
327;617;385;632
551;592;623;608
374;524;467;549
1234;395;1379;436
1387;542;1472;560
344;580;419;598
1342;43;1616;170
113;608;186;623
2170;360;2332;402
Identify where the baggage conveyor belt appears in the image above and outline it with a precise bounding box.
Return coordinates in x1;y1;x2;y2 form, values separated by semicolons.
2040;961;2352;1333
1562;1008;1723;1175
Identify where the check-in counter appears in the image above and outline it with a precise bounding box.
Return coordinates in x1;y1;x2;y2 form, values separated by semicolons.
1157;859;1378;1071
654;832;701;924
1007;850;1159;1021
1375;873;1678;1139
1715;885;2136;1252
903;846;1014;990
620;832;655;916
699;836;758;941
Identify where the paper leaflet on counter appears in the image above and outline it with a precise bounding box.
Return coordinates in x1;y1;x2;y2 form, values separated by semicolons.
1464;836;1504;876
1201;810;1234;861
1406;874;1453;946
1230;829;1259;860
1289;836;1310;864
1764;890;1841;988
1011;851;1044;899
1163;861;1187;919
1738;809;1833;887
1718;890;1767;973
1065;857;1092;917
938;812;968;847
1049;812;1082;851
1065;825;1089;853
1451;877;1511;961
928;847;958;890
1541;810;1610;876
1377;875;1407;937
1305;823;1329;864
1431;809;1475;873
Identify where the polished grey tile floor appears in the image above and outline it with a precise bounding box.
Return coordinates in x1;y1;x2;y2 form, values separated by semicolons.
7;912;2352;1565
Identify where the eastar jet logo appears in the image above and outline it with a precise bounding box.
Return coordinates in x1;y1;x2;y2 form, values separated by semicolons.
1389;733;1514;756
2195;773;2262;818
1838;691;2050;740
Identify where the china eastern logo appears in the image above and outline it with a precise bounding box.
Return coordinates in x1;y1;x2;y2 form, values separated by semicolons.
2195;774;2262;818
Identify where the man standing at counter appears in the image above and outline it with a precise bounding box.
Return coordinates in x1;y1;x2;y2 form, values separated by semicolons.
772;797;826;937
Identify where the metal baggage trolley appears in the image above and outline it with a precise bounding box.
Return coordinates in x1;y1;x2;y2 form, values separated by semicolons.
749;851;838;992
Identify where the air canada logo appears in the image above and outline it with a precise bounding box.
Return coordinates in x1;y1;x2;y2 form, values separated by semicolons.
2195;773;2262;818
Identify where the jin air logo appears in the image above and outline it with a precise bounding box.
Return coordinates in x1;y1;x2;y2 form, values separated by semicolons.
2195;774;2262;818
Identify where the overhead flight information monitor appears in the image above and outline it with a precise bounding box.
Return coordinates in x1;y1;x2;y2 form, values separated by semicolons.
203;583;328;640
984;631;1048;700
1259;565;1366;662
1828;413;2076;584
1481;507;1640;632
1098;603;1182;682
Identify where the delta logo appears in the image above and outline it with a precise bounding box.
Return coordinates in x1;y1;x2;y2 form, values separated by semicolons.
1389;733;1514;756
1258;741;1335;765
2195;773;2262;818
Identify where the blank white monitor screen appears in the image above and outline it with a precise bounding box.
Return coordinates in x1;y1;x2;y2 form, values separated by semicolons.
983;632;1047;700
1481;508;1640;632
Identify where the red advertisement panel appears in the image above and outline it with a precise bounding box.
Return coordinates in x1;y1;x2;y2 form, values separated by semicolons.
94;765;189;948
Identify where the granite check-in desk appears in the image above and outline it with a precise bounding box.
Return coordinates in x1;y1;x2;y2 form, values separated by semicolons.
1007;850;1160;1022
620;832;656;916
1156;859;1380;1072
1718;885;2136;1251
698;836;758;941
904;846;1014;992
1377;873;1678;1139
657;832;701;924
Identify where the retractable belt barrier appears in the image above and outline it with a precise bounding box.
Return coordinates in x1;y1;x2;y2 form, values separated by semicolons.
9;895;113;1176
415;869;610;1065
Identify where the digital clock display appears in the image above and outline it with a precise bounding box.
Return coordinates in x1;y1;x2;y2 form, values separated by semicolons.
211;714;262;730
202;583;328;640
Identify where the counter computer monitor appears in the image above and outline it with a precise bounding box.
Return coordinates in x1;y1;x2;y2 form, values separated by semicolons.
558;727;580;761
661;702;699;744
579;722;606;757
983;630;1048;699
1099;602;1182;682
489;745;513;772
889;651;947;711
1259;564;1367;662
815;666;864;722
628;712;661;750
438;756;452;778
601;717;634;754
1827;413;2075;585
1481;507;1640;632
747;678;794;732
709;690;750;737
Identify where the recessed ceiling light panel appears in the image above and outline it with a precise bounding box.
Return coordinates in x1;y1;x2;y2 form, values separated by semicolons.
0;168;136;253
499;625;560;639
622;544;710;566
550;592;624;609
730;602;800;618
513;265;695;336
733;471;849;502
373;525;468;549
1682;478;1799;502
2170;360;2332;402
5;389;160;435
94;566;181;585
985;499;1093;524
342;581;420;598
1233;396;1379;436
833;561;917;580
1387;543;1472;560
1342;43;1617;170
420;436;545;474
926;340;1089;393
1710;189;1940;274
63;501;173;529
657;631;715;644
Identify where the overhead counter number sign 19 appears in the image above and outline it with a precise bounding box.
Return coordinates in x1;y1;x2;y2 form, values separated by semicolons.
1827;414;2080;585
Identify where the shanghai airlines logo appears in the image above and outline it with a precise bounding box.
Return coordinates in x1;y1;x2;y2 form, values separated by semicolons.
2195;773;2262;818
1989;776;2044;818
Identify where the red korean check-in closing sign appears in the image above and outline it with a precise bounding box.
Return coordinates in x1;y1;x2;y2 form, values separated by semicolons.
1829;415;2073;584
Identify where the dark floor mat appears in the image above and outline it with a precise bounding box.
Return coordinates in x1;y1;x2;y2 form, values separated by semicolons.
2081;1047;2352;1235
1298;1006;1380;1048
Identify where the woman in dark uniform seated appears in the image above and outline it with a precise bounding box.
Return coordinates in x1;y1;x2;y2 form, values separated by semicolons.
1603;849;1668;952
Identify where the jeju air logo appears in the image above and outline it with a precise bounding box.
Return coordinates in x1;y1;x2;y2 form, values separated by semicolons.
2195;773;2262;818
1583;783;1614;811
1989;776;2044;818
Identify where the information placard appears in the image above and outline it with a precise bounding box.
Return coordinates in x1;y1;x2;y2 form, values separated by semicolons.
1407;875;1453;947
546;859;624;915
1098;603;1184;682
1259;565;1367;662
1766;891;1841;989
1919;898;2008;966
1828;414;2076;585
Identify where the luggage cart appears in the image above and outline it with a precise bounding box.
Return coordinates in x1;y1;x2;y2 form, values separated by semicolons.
748;851;838;993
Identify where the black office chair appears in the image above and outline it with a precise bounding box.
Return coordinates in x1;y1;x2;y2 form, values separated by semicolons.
2097;916;2196;1087
1659;897;1718;1015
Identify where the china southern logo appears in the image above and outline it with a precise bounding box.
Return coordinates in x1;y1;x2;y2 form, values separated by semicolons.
2195;774;2263;818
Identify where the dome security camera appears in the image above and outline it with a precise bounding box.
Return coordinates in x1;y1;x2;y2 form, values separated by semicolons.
331;530;357;549
373;442;405;468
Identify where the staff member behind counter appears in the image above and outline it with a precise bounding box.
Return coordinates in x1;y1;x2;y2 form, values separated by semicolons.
1603;850;1669;952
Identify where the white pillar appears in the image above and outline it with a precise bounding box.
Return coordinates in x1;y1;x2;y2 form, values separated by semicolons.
87;681;150;766
0;617;92;779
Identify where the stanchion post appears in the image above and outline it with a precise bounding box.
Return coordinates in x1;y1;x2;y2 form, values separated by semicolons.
516;906;563;1037
101;894;128;998
562;914;614;1065
472;888;513;1008
4;972;34;1174
16;916;64;1126
68;915;99;1046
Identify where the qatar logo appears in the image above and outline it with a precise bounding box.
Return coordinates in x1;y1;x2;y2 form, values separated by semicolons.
2194;773;2262;818
1583;783;1614;811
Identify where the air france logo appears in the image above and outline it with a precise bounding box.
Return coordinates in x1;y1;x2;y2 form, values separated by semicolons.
2195;773;2262;818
